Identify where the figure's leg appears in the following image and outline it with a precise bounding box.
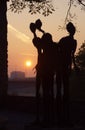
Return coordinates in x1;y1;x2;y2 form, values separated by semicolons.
35;72;41;122
49;75;55;123
56;72;62;124
62;70;69;124
42;75;53;124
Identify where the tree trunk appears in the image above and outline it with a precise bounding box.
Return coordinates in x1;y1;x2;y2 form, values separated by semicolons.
0;0;8;102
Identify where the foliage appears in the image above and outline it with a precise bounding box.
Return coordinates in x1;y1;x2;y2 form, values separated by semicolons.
76;41;85;70
8;0;55;16
8;0;85;18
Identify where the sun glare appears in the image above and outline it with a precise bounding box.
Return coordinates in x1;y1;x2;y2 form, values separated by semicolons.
26;61;32;67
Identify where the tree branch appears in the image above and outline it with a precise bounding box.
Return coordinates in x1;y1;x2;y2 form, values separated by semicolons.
8;0;54;16
78;0;85;6
64;0;72;24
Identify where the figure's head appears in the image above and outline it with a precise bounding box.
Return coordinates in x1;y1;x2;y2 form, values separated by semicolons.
66;22;76;36
42;33;52;43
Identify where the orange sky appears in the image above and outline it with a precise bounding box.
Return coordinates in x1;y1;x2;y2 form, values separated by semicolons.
7;0;85;77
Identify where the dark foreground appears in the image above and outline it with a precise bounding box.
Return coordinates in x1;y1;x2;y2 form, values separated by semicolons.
0;95;85;130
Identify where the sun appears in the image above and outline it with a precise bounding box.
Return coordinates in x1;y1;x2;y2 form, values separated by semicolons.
26;61;32;67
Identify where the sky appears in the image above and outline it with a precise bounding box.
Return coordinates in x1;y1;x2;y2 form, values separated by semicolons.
7;0;85;77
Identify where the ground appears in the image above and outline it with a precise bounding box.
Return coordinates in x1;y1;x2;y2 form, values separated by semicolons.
0;96;85;130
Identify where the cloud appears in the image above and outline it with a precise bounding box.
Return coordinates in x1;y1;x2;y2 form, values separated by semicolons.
8;24;31;43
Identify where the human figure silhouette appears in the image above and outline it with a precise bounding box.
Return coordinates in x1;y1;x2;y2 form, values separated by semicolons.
30;19;45;123
30;20;57;126
40;33;57;125
56;22;77;126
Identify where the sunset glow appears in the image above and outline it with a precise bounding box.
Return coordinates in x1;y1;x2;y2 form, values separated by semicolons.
26;61;32;67
7;0;85;77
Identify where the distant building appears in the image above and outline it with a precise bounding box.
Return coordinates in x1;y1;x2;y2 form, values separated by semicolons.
10;71;25;80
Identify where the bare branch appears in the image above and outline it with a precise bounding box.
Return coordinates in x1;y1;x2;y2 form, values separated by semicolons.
78;0;85;6
64;0;73;24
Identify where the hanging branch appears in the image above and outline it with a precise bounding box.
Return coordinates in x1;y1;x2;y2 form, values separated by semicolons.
64;0;72;24
59;0;85;29
58;0;73;30
78;0;85;6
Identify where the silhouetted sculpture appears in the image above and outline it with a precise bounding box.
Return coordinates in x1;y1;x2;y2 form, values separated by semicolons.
30;19;45;123
41;33;57;125
30;20;57;126
56;22;77;126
